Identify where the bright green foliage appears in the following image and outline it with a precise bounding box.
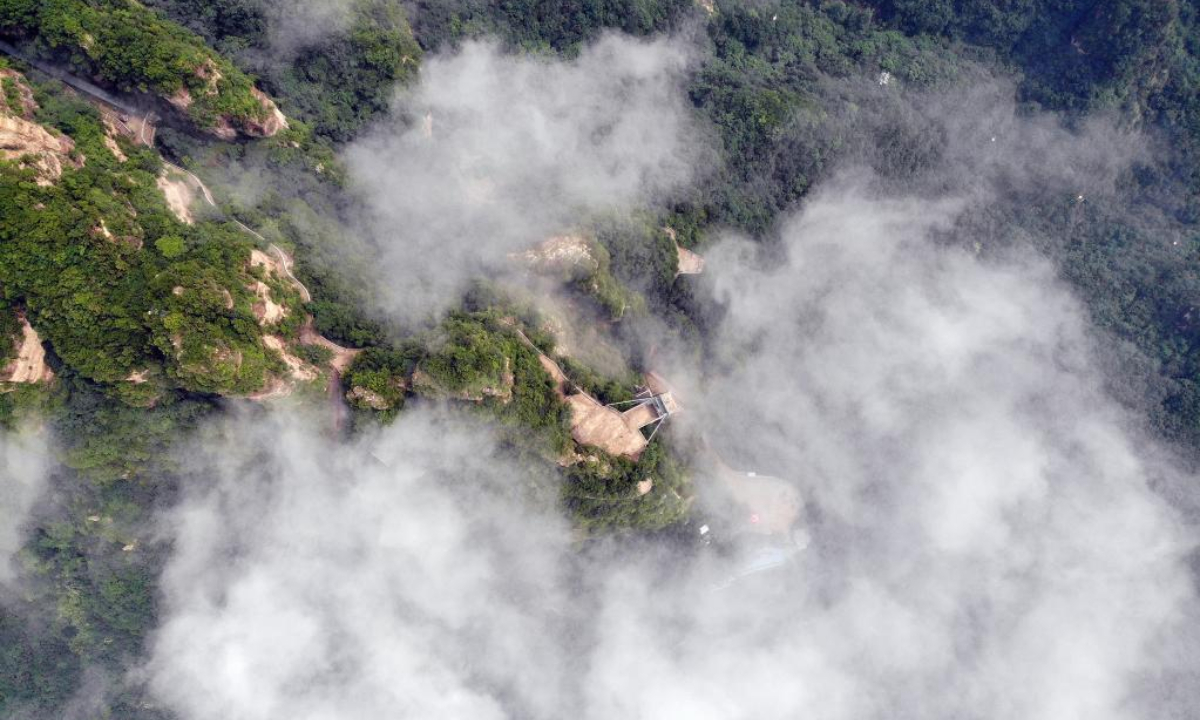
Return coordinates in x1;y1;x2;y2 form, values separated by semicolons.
143;0;421;141
558;356;638;406
562;439;691;533
412;0;692;54
293;342;333;367
344;311;571;448
418;315;513;396
1;75;20;109
342;345;420;418
0;302;19;365
0;0;270;133
153;234;185;258
276;2;422;142
0;78;288;397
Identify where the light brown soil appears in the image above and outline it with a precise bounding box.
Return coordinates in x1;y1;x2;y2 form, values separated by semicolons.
243;88;288;138
263;335;316;382
167;87;194;112
299;319;359;373
102;126;127;162
538;354;569;396
515;235;597;275
566;394;648;459
1;318;53;384
157;172;195;224
95;106;155;148
664;226;705;275
622;403;659;430
249;247;311;303
246;376;291;401
676;245;706;275
250;281;286;325
245;336;320;402
346;386;391;410
716;466;802;536
508;317;655;460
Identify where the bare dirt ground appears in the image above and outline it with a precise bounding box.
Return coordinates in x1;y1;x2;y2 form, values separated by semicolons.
566;394;648;458
508;318;655;459
676;245;705;275
244;336;319;402
299;319;359;373
514;235;596;275
96;106;156;148
713;463;802;536
157;171;195;224
622;403;659;430
101;119;128;162
263;335;316;381
1;317;53;384
538;354;569;395
250;281;286;325
249;247;312;303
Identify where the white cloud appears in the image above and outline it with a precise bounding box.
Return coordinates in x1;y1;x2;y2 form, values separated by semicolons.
144;41;1200;720
0;429;49;584
344;34;703;322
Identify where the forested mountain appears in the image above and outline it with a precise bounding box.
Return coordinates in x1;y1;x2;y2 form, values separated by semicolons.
1;1;1199;717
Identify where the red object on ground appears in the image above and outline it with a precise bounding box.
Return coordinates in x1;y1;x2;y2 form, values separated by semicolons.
750;513;760;524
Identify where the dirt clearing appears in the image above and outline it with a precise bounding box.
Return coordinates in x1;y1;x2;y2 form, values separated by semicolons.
250;281;286;325
157;171;195;224
299;320;359;373
1;317;53;384
717;467;802;536
566;394;648;459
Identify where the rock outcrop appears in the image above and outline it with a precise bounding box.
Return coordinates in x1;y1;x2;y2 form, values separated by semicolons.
0;114;77;185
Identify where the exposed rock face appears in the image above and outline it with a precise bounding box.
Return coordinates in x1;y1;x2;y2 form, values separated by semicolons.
209;117;237;142
0;114;77;185
516;235;597;276
241;88;288;138
196;59;222;96
167;82;286;140
347;385;392;410
676;244;705;275
0;69;38;117
167;87;194;112
249;281;286;325
157;172;195;224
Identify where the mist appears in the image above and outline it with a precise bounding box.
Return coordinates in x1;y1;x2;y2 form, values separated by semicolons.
0;428;49;586
254;0;358;58
131;27;1200;720
344;34;704;323
145;181;1200;720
